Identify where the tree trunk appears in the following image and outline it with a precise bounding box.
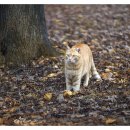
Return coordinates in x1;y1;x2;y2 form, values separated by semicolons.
0;5;59;66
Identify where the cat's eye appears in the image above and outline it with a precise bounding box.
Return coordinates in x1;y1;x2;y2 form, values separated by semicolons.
66;54;69;57
74;55;79;58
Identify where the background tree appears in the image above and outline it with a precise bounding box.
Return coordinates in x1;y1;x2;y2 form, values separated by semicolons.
0;5;59;66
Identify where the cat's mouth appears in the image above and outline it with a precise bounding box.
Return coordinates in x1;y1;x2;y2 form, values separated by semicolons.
68;60;76;65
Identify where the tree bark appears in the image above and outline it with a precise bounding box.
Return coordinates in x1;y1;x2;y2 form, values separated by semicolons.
0;5;58;66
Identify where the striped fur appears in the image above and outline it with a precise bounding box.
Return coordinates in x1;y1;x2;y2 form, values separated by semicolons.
65;43;101;91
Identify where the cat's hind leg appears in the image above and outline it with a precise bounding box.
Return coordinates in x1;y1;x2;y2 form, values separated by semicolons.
83;73;90;87
73;85;80;91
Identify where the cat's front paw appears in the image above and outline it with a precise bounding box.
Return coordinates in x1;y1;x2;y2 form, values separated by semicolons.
83;83;88;87
66;86;71;91
72;86;80;92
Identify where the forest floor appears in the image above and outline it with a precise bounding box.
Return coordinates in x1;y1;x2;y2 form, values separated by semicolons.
0;5;130;125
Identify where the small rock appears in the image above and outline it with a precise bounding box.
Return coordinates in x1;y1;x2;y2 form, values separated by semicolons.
28;76;34;80
54;65;58;69
57;94;64;103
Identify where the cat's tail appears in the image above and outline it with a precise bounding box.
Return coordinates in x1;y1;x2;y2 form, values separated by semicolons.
91;57;101;80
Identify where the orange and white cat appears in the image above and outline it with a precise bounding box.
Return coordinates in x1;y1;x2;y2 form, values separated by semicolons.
65;43;101;91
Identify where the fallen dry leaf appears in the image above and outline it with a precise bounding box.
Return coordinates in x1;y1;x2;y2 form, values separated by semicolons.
72;91;79;96
14;119;21;125
113;72;119;77
0;118;4;125
47;73;57;78
14;118;37;126
107;48;116;54
63;90;73;97
40;73;57;81
29;121;37;126
44;93;53;101
101;72;113;80
127;68;130;73
0;5;130;126
3;106;18;113
105;68;111;72
38;60;44;65
63;41;68;46
0;101;3;107
105;118;116;125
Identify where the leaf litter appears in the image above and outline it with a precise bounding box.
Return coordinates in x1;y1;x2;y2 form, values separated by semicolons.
0;5;130;125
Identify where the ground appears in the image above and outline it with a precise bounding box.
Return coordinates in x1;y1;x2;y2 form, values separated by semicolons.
0;5;130;125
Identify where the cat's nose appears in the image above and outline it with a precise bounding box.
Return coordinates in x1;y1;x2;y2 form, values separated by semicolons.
69;59;72;62
69;57;72;61
68;58;73;63
69;59;75;63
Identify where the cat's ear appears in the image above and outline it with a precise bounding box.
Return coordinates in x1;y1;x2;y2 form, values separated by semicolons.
63;42;70;50
63;41;70;50
76;48;80;52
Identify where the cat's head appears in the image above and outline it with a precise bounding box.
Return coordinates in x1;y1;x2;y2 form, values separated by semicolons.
65;46;81;65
